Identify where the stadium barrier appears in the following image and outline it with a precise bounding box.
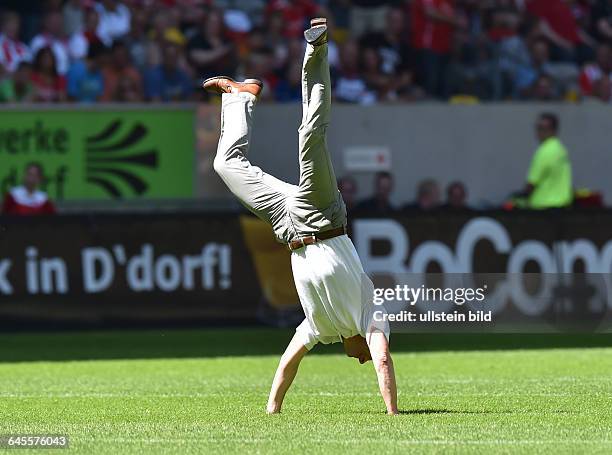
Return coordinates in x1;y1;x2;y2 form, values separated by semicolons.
0;210;611;329
196;103;612;206
3;103;611;209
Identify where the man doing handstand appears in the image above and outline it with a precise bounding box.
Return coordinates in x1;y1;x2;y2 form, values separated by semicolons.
202;18;398;415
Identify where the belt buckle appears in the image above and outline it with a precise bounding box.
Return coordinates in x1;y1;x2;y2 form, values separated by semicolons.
288;235;315;251
287;237;304;251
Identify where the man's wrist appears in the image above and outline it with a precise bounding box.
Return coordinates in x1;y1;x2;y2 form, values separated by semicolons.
266;403;281;414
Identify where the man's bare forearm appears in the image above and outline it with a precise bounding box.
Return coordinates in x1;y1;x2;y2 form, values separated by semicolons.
367;330;398;415
267;361;300;413
374;355;398;415
267;334;308;414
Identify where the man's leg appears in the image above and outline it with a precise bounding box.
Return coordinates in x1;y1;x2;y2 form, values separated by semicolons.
266;333;309;414
297;25;339;209
366;329;398;415
214;92;294;220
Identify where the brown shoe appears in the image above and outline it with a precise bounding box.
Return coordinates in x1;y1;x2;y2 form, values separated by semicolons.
202;76;263;97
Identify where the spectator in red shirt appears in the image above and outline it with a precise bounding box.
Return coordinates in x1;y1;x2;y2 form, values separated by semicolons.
526;0;595;64
30;11;70;75
68;7;112;61
411;0;464;98
0;11;31;73
2;163;56;216
580;42;612;96
266;0;319;39
30;47;67;102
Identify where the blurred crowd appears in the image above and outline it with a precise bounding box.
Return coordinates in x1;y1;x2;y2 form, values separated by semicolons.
339;172;472;214
1;0;612;104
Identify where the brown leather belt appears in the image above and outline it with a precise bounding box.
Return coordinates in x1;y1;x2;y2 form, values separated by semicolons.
287;226;347;251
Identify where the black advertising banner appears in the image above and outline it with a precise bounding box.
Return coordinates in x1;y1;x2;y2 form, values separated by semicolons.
351;210;612;274
1;210;612;329
0;214;264;327
352;210;612;333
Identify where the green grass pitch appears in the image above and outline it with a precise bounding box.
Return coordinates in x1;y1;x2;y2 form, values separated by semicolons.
1;329;611;454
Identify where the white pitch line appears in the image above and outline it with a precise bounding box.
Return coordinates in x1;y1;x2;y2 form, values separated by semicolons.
0;390;612;399
69;438;612;446
0;391;607;398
